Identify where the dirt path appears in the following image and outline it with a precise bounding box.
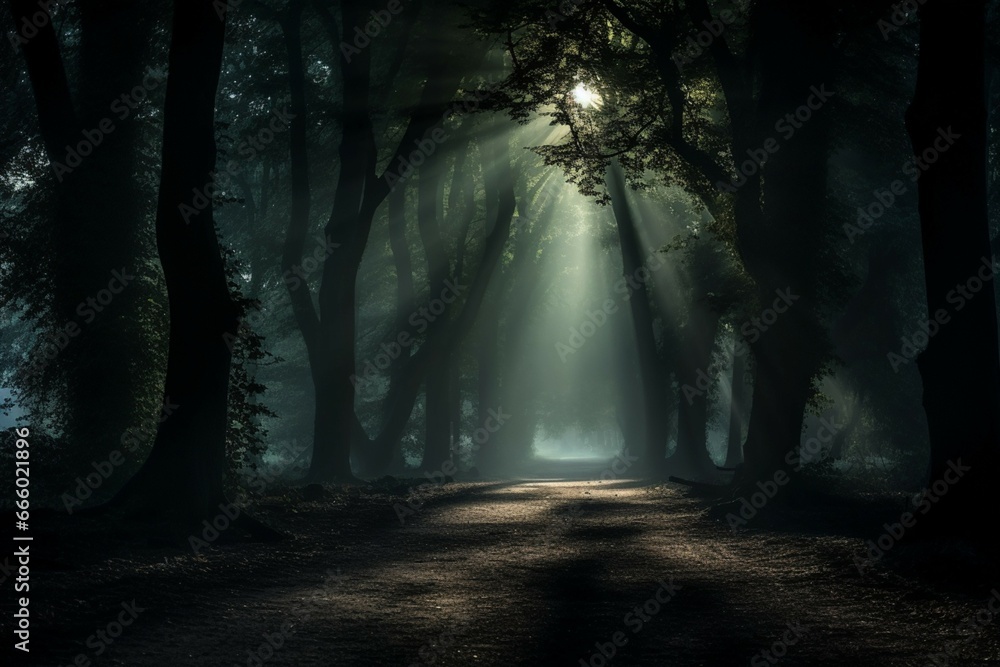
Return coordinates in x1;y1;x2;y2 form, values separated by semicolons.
14;470;1000;666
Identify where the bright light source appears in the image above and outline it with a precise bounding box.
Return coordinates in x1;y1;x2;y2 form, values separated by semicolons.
572;83;601;109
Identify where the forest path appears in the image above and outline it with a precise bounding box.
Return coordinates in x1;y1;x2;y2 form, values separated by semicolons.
21;465;1000;666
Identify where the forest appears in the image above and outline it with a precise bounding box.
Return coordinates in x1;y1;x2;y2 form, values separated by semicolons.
1;0;999;664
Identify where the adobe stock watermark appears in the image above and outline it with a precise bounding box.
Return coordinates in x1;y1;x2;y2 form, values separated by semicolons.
50;68;167;182
918;588;1000;667
877;0;925;41
613;247;667;300
233;567;348;667
715;85;835;193
555;298;619;363
682;288;800;405
393;461;458;526
62;398;180;513
750;622;810;666
280;235;341;293
225;234;340;352
393;407;509;527
843;126;961;244
180;107;295;224
725;414;844;533
24;268;136;378
545;0;585;30
213;0;240;21
119;398;181;453
556;248;666;363
671;10;738;72
887;256;998;373
467;406;510;454
187;501;242;555
339;0;409;63
190;441;311;554
351;277;467;390
541;450;638;547
382;79;504;190
578;578;682;667
61;600;145;667
854;459;971;575
407;618;473;667
7;0;69;51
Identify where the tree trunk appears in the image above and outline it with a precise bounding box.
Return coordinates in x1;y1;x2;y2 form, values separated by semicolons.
11;0;152;466
907;0;999;535
306;0;378;482
735;1;832;491
724;337;746;469
387;183;414;391
449;158;474;464
417;155;453;472
349;131;514;477
673;308;720;477
110;0;239;525
306;2;491;480
605;160;669;473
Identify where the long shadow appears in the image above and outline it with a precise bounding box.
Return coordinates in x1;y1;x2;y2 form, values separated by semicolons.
523;523;805;665
19;478;577;663
16;473;970;666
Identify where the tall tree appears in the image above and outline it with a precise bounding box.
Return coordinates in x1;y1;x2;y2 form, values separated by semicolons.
9;0;157;471
907;0;999;535
724;336;747;469
110;0;247;527
606;161;670;471
416;150;454;471
734;0;834;488
284;1;493;480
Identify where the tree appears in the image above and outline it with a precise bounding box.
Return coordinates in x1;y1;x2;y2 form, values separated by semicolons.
907;0;999;536
8;0;161;477
109;0;258;530
606;160;670;471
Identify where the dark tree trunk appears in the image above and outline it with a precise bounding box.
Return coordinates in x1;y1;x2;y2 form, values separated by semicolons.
388;183;415;390
306;2;491;480
477;307;500;457
736;1;832;490
111;0;240;525
449;158;474;463
11;0;151;461
417;156;453;472
673;308;720;477
605;160;669;473
739;319;814;481
724;338;747;469
267;0;358;483
307;0;378;482
68;3;151;456
907;0;999;534
612;310;650;459
476;151;503;470
352;130;515;476
385;181;415;474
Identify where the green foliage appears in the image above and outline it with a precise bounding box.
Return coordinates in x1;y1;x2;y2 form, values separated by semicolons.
220;242;280;484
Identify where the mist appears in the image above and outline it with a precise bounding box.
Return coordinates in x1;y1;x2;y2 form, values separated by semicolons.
2;1;998;665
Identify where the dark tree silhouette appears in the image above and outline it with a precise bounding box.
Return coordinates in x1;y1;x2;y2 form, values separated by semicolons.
10;0;153;464
109;0;252;530
907;0;999;536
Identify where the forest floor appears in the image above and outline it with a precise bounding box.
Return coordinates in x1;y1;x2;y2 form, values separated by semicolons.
6;458;1000;666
